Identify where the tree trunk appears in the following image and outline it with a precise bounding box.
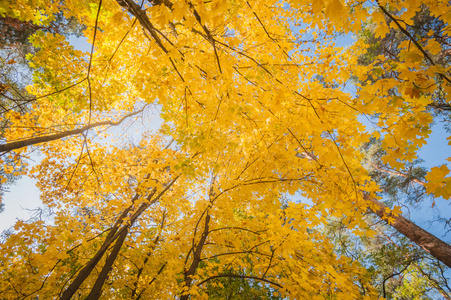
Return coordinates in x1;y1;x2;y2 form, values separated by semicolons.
180;214;210;300
60;177;178;299
85;228;129;300
366;195;451;268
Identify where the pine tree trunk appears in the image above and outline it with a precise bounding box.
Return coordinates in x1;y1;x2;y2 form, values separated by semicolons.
366;195;451;268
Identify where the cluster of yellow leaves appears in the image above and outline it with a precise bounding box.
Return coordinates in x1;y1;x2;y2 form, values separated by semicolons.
425;164;451;199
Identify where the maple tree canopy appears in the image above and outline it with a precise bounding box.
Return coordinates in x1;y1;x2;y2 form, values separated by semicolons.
0;0;450;299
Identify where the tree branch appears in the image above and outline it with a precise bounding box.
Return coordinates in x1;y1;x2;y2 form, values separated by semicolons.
196;274;282;289
377;2;451;84
372;164;426;186
0;106;147;153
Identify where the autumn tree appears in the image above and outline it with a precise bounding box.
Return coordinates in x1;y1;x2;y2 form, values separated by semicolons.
0;0;450;299
0;4;88;204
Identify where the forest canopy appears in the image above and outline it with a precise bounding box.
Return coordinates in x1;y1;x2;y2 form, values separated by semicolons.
0;0;450;299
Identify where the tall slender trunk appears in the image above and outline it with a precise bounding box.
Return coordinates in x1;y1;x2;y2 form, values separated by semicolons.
60;176;179;299
85;228;129;300
180;214;211;300
366;195;451;268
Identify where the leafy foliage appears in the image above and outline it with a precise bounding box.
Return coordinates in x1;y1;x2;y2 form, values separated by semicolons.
0;0;450;299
